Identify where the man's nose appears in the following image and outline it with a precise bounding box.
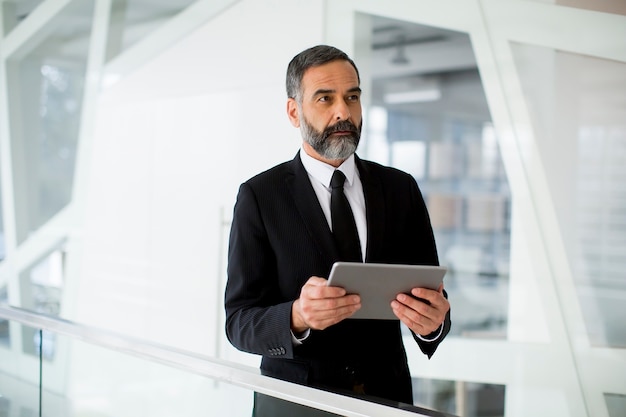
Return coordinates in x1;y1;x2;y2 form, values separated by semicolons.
334;100;351;121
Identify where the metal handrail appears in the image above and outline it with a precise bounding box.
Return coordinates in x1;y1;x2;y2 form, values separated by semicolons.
0;304;453;417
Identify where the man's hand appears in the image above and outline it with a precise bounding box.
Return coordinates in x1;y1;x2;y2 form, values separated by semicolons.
291;276;361;333
391;284;449;337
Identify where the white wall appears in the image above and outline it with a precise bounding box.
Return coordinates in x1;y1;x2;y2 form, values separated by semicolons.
75;0;324;357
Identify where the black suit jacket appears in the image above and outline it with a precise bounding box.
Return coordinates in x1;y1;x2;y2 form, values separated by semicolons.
225;152;450;404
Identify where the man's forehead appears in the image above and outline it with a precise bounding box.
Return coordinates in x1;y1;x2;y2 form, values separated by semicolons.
301;61;359;93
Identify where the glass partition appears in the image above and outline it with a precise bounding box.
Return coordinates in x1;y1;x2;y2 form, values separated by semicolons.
359;16;510;340
105;0;197;62
0;307;457;417
0;287;8;347
606;394;626;417
44;335;255;416
511;43;626;348
19;248;65;317
525;0;626;16
1;0;45;36
0;322;43;416
5;0;94;245
413;377;505;417
0;190;4;263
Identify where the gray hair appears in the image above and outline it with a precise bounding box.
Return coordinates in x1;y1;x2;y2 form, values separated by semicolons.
286;45;360;102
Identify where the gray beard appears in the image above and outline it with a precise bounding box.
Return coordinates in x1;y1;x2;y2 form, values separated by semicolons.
300;117;361;160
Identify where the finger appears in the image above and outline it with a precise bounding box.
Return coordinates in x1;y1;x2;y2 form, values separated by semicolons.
396;293;433;316
303;285;347;301
391;300;438;334
302;296;361;330
305;276;329;286
308;294;361;314
410;288;449;314
302;278;347;300
299;292;360;315
409;287;440;304
403;293;449;327
391;301;427;333
393;294;444;329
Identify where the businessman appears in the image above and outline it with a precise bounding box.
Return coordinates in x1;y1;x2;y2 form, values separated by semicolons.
225;45;451;414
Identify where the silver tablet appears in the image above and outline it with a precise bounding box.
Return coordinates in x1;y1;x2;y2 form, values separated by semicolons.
327;262;447;320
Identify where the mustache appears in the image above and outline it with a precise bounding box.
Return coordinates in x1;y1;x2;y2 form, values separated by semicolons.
322;120;359;139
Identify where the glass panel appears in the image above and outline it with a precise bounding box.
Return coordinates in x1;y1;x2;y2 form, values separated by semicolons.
47;340;255;417
0;286;8;346
0;311;458;417
105;0;197;62
0;322;42;416
511;43;626;348
6;0;94;244
1;0;45;36
0;187;4;262
413;378;505;417
526;0;626;16
37;324;448;417
360;16;510;339
19;249;64;315
18;249;64;356
605;393;626;417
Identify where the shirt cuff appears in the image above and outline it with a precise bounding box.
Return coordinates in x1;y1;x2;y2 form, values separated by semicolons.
291;328;311;345
415;322;444;342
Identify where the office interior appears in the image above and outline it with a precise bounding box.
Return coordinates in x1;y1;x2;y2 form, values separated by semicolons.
0;0;624;416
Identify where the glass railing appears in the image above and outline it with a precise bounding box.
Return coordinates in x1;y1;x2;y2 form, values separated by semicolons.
0;305;456;417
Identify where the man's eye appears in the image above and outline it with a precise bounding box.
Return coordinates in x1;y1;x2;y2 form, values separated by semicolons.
319;96;330;102
348;95;360;101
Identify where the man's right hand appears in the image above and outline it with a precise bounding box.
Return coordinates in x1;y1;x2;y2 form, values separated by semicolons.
291;276;361;332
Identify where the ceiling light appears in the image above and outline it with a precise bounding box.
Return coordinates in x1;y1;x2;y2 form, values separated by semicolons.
391;34;409;65
384;88;441;104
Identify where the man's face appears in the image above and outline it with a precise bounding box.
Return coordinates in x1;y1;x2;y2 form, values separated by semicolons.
287;60;363;164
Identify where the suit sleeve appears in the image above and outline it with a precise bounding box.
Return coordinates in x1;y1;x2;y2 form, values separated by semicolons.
224;182;296;359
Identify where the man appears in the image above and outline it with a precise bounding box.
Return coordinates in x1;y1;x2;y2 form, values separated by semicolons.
225;45;451;414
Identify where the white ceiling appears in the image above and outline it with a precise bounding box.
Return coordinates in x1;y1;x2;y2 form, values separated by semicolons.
368;15;490;120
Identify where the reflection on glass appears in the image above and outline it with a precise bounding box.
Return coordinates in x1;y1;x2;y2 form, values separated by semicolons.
361;17;510;339
0;322;41;416
21;321;55;360
52;336;253;417
0;190;4;262
19;249;64;358
5;1;94;244
525;0;626;16
511;43;626;348
413;377;505;417
605;393;626;417
0;372;40;417
106;0;196;62
20;249;64;315
1;0;45;35
0;286;8;346
0;310;462;417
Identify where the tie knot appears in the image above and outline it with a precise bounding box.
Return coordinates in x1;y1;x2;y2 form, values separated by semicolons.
330;170;346;189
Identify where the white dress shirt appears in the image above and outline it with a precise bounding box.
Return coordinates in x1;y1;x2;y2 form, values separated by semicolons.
299;147;367;261
293;146;443;343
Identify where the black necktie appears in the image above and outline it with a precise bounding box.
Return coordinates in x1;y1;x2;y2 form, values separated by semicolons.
330;170;362;262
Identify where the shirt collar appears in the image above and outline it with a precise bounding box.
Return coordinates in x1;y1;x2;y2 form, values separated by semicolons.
300;145;357;188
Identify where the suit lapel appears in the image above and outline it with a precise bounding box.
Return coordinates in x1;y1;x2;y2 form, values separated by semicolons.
356;156;385;262
285;152;339;261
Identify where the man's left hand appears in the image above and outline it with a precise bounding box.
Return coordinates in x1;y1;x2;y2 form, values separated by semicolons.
391;284;449;337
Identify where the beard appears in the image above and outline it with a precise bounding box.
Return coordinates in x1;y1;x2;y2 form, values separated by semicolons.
300;115;362;160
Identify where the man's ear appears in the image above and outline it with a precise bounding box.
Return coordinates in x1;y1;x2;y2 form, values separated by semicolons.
286;98;300;128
